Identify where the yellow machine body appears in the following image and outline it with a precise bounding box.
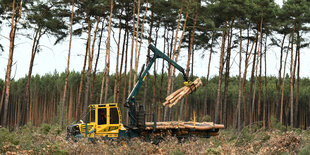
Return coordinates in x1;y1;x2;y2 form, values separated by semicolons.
77;103;126;138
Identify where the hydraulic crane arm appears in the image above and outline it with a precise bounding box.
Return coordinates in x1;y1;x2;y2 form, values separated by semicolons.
148;44;189;82
125;44;191;127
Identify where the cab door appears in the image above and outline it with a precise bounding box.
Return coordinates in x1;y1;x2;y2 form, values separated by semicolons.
96;107;109;136
106;107;120;137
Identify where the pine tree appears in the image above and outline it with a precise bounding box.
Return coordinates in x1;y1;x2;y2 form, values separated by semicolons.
2;0;22;127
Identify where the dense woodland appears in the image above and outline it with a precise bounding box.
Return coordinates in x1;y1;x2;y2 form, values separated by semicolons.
1;73;310;129
0;0;310;131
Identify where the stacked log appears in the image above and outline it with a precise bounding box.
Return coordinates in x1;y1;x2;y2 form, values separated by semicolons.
145;121;225;130
163;78;203;107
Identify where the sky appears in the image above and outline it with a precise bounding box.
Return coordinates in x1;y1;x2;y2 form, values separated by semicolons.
1;0;310;81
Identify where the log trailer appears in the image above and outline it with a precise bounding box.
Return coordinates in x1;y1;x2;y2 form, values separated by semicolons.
67;44;224;141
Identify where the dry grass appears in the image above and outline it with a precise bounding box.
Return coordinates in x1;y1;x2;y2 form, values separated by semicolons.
1;123;309;155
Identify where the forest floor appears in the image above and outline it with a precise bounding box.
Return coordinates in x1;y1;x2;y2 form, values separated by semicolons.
0;121;309;155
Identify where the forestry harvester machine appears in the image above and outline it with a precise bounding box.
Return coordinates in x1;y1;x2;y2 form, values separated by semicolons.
67;44;224;141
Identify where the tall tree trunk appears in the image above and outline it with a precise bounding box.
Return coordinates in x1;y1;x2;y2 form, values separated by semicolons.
174;9;190;119
104;0;114;104
171;5;189;68
143;10;153;108
133;0;142;86
239;29;258;131
165;29;173;121
237;22;242;130
0;80;5;117
175;5;190;120
60;0;74;129
203;32;214;116
289;22;296;127
136;1;148;86
215;20;227;124
184;4;198;120
123;19;129;124
168;29;175;121
90;18;105;105
117;18;128;103
85;16;101;112
264;37;269;128
113;10;123;103
164;5;184;121
82;14;93;121
248;24;259;126
152;19;158;119
191;49;194;80
76;40;89;120
68;87;74;122
165;6;182;107
242;26;250;127
258;39;262;123
223;20;233;125
280;41;290;124
213;19;228;123
140;11;150;108
99;33;109;104
251;18;263;126
158;25;167;122
2;0;21;127
22;29;40;126
294;32;300;128
128;0;136;99
276;34;286;120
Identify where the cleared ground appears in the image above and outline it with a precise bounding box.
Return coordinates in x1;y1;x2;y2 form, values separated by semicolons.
1;122;309;154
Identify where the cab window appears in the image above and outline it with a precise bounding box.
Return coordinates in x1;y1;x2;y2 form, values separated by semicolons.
98;108;107;125
90;108;95;122
110;108;119;124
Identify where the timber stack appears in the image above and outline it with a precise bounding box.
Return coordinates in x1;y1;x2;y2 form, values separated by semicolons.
163;78;203;107
145;121;224;130
144;121;225;137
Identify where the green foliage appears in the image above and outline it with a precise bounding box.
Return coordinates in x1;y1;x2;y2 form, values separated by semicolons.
299;144;310;155
55;125;63;135
0;128;20;153
0;128;10;149
235;127;255;146
21;122;34;133
171;149;184;155
47;143;68;155
205;148;221;155
40;123;51;135
221;129;238;142
212;138;222;148
0;122;69;154
252;121;263;131
261;133;270;143
23;0;68;45
271;117;286;132
200;115;211;122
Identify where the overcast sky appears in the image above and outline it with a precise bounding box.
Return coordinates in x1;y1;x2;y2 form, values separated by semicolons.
1;0;310;81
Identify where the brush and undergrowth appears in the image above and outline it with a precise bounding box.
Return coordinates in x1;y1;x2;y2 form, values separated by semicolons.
1;120;309;155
